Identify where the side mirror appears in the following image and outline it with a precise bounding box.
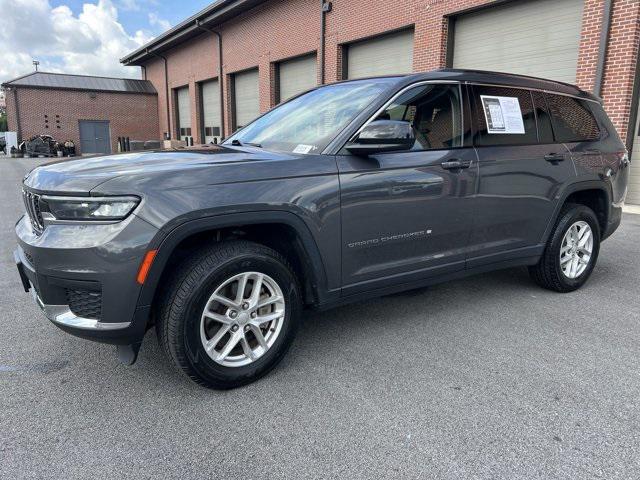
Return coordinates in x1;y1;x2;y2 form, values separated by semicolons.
346;120;415;156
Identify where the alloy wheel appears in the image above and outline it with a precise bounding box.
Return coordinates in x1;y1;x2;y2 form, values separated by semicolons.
560;221;593;279
200;271;285;367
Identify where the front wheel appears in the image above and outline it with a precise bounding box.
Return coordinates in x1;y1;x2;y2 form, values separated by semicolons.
156;241;301;389
529;203;601;292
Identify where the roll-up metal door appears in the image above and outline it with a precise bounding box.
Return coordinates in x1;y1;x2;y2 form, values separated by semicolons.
452;0;584;84
233;69;260;130
278;54;317;102
176;87;191;142
628;99;640;205
201;80;221;144
346;30;414;79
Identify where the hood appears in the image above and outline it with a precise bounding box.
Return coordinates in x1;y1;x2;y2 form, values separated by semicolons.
23;146;268;193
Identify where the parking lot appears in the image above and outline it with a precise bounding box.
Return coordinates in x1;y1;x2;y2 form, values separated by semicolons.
1;157;639;479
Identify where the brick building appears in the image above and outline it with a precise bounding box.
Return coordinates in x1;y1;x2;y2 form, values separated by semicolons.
2;72;159;155
121;0;640;204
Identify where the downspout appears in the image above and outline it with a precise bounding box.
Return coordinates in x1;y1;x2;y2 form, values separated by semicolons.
152;50;171;139
319;1;331;84
594;0;613;97
12;88;22;142
196;20;226;139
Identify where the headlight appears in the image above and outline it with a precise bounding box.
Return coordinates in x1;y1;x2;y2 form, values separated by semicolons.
40;196;140;221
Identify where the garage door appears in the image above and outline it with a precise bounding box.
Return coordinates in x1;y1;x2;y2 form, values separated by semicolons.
78;120;110;154
233;69;259;130
278;54;317;102
201;80;221;144
176;87;191;142
346;30;414;79
452;0;584;84
628;103;640;205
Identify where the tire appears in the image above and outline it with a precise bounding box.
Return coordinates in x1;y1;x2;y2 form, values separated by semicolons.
156;240;301;389
528;203;601;292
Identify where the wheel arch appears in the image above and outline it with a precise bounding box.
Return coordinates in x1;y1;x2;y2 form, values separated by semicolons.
542;181;611;244
136;211;331;313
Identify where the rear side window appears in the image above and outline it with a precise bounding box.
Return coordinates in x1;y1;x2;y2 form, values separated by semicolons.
531;91;554;144
471;86;537;146
545;94;600;142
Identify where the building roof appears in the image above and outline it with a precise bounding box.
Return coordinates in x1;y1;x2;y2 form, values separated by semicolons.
121;0;267;66
1;71;157;95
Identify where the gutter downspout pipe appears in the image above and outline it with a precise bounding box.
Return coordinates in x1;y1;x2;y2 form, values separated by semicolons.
152;50;171;140
594;0;613;97
319;1;330;84
196;20;226;139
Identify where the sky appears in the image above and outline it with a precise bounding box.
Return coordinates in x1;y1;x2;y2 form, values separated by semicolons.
0;0;213;83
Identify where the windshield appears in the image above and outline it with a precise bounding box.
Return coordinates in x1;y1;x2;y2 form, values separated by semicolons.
224;78;399;154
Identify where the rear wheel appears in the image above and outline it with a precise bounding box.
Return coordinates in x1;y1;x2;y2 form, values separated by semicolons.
529;203;600;292
156;241;301;389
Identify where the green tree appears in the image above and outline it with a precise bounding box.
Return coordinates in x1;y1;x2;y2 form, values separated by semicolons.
0;112;7;132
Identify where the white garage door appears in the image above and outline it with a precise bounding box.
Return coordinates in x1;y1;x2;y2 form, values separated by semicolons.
279;54;317;102
234;69;260;130
176;87;191;142
347;30;414;79
453;0;584;84
201;80;221;144
628;103;640;205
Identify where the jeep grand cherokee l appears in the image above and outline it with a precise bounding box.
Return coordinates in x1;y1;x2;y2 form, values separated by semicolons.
14;69;629;389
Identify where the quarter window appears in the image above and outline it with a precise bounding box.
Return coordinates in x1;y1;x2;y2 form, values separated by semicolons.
471;86;537;146
545;94;600;142
373;83;463;151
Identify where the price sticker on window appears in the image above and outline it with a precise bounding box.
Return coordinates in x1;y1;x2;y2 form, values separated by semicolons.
480;95;525;134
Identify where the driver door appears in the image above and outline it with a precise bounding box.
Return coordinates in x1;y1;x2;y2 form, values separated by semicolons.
337;82;478;295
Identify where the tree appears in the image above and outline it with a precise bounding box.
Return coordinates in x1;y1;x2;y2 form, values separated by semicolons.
0;112;7;132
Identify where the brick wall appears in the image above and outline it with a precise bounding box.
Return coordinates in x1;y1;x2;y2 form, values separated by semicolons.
5;88;159;154
140;0;640;145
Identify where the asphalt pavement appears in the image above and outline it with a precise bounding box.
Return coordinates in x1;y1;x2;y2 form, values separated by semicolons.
1;157;639;479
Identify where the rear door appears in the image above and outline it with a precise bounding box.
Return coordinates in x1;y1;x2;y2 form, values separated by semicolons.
338;82;478;293
545;92;605;181
468;85;574;267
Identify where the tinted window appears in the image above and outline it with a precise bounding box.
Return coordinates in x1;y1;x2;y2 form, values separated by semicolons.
471;86;537;146
545;94;600;142
531;90;554;144
373;83;463;150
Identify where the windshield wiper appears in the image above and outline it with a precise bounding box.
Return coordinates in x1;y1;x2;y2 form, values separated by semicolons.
230;139;262;148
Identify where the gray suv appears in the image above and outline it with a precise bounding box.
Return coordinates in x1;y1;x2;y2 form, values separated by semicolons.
14;69;629;389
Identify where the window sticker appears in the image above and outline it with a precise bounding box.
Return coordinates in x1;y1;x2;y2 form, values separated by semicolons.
480;95;525;134
292;144;314;154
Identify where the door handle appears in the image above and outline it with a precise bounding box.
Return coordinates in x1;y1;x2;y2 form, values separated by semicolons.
441;159;471;170
544;153;565;162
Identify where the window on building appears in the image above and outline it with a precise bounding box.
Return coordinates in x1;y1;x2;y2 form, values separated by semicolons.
471;85;538;146
545;93;600;143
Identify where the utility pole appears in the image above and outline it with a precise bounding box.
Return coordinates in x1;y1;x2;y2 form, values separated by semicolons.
32;60;39;72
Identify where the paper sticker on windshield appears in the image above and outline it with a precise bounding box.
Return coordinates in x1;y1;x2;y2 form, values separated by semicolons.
480;95;525;134
292;144;314;154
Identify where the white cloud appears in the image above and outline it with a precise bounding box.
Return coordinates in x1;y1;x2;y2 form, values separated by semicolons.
0;0;152;82
148;12;171;32
117;0;140;11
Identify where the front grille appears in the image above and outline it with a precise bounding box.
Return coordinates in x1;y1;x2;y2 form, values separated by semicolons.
65;288;102;320
22;190;44;234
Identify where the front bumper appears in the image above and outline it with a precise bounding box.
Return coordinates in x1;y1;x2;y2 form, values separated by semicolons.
15;213;157;345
